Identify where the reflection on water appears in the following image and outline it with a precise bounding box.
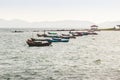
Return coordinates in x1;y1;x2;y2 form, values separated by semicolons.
0;31;120;80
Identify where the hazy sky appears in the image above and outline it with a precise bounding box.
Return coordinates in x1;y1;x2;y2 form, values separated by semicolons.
0;0;120;23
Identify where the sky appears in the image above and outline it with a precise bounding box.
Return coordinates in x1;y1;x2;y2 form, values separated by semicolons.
0;0;120;23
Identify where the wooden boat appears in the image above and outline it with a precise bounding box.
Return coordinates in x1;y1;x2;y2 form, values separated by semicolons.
48;38;69;42
48;32;57;35
37;33;59;38
37;33;76;39
88;32;98;35
30;38;50;41
12;30;24;33
81;32;89;35
62;34;70;36
59;36;70;39
71;31;95;36
61;34;76;39
37;34;47;37
60;36;76;39
71;32;83;36
26;39;52;47
87;30;98;35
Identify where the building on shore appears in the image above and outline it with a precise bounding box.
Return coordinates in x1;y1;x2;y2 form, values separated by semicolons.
116;25;120;29
90;25;99;31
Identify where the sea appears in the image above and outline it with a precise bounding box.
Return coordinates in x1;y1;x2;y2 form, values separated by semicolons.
0;28;120;80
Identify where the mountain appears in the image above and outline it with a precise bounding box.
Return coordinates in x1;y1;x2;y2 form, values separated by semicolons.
1;19;120;29
0;19;30;28
0;19;94;29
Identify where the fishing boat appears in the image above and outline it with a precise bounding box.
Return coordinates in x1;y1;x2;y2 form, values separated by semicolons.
12;30;24;33
37;34;48;37
71;32;83;36
88;32;98;35
48;32;57;35
37;33;59;37
48;38;69;42
30;38;50;41
81;32;89;35
60;36;76;39
62;34;70;36
26;38;52;47
61;34;76;39
37;33;76;39
87;30;98;35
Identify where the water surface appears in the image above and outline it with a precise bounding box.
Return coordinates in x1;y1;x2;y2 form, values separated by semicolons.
0;30;120;80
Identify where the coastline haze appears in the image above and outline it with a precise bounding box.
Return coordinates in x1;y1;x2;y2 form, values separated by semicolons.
0;19;120;29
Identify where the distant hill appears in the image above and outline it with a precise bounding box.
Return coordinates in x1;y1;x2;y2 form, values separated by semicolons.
0;19;94;29
0;19;120;29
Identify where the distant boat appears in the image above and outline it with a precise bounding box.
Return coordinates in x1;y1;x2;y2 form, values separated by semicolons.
31;37;69;42
37;34;47;37
12;30;24;33
87;30;98;35
61;34;76;39
37;33;59;37
88;32;98;35
71;32;83;36
37;33;75;39
48;38;69;42
48;32;57;35
70;31;98;36
26;38;52;47
62;34;70;36
30;38;48;41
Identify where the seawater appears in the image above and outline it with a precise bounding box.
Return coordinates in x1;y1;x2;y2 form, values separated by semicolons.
0;30;120;80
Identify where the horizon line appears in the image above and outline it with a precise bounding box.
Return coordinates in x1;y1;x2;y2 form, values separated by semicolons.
1;18;120;24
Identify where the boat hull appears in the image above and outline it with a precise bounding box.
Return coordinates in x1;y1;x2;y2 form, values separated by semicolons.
26;40;52;47
48;38;69;42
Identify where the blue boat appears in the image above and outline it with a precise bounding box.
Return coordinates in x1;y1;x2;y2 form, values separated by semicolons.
48;38;69;42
